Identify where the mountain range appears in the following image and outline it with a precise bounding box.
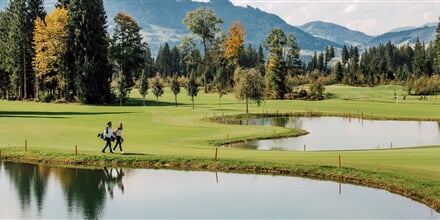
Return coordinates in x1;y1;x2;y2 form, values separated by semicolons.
0;0;437;55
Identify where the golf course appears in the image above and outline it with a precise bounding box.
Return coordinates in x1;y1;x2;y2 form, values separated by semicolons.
1;85;440;211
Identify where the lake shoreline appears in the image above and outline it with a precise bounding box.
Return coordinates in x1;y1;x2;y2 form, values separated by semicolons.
2;147;439;213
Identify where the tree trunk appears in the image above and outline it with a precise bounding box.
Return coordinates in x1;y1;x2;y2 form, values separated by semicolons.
245;96;249;114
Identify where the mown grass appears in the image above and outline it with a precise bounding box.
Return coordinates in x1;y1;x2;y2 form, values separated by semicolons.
1;85;440;211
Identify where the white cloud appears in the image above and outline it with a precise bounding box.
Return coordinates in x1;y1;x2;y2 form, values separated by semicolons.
343;4;358;14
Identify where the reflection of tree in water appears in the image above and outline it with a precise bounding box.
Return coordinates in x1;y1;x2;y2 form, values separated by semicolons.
57;167;108;219
270;117;289;127
3;162;50;215
2;162;126;219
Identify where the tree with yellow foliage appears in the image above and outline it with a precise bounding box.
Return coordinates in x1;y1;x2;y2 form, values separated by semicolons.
224;21;245;66
32;7;68;101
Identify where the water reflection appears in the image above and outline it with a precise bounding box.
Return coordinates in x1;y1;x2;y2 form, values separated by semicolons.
1;161;439;219
237;117;440;151
0;162;127;219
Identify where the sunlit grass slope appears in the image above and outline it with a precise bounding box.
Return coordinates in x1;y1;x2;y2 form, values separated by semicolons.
1;85;440;210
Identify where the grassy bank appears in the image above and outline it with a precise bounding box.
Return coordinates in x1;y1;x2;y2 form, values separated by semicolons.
1;85;440;211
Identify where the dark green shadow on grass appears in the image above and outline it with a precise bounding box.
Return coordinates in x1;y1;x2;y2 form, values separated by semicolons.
0;111;135;119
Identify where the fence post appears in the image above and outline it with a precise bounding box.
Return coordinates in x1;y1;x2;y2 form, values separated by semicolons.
214;147;218;160
338;154;341;168
25;140;28;152
75;145;78;155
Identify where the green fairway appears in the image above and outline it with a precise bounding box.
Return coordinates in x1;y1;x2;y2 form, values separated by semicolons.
1;85;440;211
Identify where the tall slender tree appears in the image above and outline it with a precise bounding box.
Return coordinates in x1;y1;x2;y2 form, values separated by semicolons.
6;0;45;99
0;11;10;98
67;0;111;104
224;21;245;66
110;12;144;105
32;7;68;100
170;74;180;107
183;7;223;93
185;72;199;110
151;73;164;106
265;28;287;99
434;17;440;75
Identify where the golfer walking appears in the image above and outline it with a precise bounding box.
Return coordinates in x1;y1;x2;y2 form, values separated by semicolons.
102;121;114;153
113;123;124;153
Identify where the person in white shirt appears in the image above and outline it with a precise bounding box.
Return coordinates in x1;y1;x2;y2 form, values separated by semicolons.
101;121;114;153
113;123;124;153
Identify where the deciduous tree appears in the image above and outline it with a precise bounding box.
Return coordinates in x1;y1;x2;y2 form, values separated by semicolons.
170;74;180;107
110;12;145;105
183;7;223;93
224;21;245;66
151;73;164;106
234;67;264;114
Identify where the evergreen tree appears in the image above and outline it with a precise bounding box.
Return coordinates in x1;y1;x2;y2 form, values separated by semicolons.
285;33;302;76
325;45;335;71
68;0;112;104
341;45;349;66
170;46;182;76
434;17;440;75
333;61;343;82
413;38;426;77
6;0;45;99
156;43;171;77
256;44;265;75
0;11;10;98
265;28;287;99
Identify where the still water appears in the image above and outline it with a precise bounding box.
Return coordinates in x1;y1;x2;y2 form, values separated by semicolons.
235;117;440;151
0;161;439;219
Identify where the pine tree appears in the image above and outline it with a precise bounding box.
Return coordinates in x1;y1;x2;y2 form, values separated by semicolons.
68;0;111;104
156;43;171;77
6;0;45;99
265;28;287;99
0;11;10;98
434;17;440;75
341;45;349;66
413;38;426;77
285;33;302;76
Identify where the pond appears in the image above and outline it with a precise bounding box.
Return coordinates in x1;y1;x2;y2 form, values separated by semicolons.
0;161;439;219
232;117;440;151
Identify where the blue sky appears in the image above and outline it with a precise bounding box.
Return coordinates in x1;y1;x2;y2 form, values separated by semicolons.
229;0;440;36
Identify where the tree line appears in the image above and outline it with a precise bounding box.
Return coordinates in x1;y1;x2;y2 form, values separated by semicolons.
0;0;439;106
